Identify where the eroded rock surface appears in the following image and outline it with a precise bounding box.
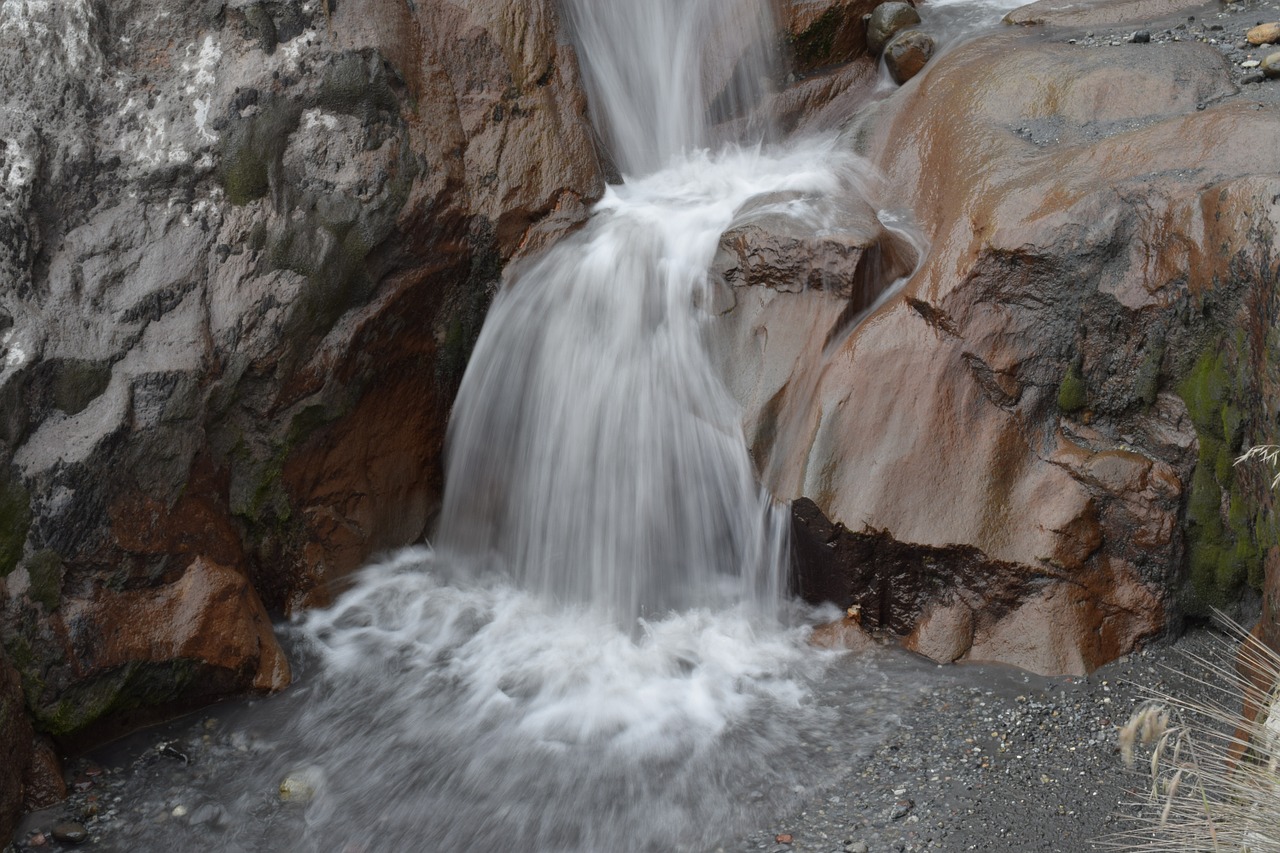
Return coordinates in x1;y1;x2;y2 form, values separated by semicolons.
0;0;603;782
740;0;1280;674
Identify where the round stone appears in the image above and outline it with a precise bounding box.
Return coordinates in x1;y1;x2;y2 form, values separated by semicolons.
51;822;88;844
867;2;922;55
884;30;937;84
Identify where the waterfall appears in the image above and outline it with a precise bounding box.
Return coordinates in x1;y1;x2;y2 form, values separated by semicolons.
76;4;937;852
561;0;777;175
436;0;794;625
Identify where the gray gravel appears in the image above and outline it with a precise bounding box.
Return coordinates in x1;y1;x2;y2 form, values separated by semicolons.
720;628;1235;853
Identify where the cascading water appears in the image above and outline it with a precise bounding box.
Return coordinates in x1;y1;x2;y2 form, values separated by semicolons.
55;3;955;851
436;0;792;624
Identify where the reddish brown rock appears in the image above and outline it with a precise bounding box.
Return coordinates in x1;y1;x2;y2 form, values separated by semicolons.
22;736;65;812
738;7;1280;674
777;0;889;74
883;30;934;84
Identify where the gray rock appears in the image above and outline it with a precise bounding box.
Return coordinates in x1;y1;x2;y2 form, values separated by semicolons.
867;2;922;56
52;821;89;843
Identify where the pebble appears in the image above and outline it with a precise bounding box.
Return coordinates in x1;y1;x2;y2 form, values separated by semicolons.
1264;51;1280;78
844;843;869;853
1131;30;1151;43
51;821;89;844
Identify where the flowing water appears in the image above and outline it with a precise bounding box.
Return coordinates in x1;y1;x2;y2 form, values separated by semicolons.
32;2;1027;851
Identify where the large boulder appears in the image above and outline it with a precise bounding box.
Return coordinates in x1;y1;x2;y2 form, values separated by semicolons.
727;1;1280;674
0;0;603;742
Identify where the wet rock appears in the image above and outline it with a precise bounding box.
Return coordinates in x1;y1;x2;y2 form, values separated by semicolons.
279;766;325;803
0;0;602;741
732;16;1280;674
776;0;886;75
22;736;66;811
1246;22;1280;45
713;192;916;302
866;2;921;55
0;645;32;840
883;30;935;83
51;821;88;844
1263;51;1280;78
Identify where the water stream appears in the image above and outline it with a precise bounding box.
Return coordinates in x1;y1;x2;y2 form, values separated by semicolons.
29;2;1027;850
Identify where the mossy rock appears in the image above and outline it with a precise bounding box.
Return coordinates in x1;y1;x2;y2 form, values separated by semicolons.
24;550;63;612
1057;361;1087;413
51;359;111;416
32;659;202;737
217;100;303;205
0;470;30;578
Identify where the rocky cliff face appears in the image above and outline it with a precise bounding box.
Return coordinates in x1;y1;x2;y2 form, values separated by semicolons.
726;0;1280;674
0;0;602;825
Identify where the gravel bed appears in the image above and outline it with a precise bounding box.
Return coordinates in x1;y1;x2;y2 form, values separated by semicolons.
720;628;1237;853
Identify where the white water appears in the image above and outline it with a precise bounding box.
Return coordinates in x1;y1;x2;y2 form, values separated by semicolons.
52;1;1011;850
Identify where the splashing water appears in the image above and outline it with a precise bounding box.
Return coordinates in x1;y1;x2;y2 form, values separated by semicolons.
57;0;1009;849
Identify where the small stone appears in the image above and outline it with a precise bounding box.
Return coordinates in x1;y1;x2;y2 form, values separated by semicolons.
884;30;936;84
1242;72;1266;83
845;843;870;853
51;822;89;844
890;799;915;820
1263;51;1280;78
1246;22;1280;45
279;766;325;803
775;834;794;844
1242;59;1262;67
1131;30;1151;43
29;833;47;847
172;804;188;818
867;2;922;55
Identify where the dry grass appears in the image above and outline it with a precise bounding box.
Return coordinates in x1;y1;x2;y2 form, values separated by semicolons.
1109;615;1280;852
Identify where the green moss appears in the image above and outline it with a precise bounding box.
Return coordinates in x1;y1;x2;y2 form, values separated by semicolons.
787;7;842;72
1177;348;1231;439
1133;341;1163;408
1176;341;1269;614
24;550;63;612
1057;362;1087;413
33;659;201;737
0;469;31;577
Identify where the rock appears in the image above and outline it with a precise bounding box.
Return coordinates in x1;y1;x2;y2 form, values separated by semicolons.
729;20;1280;674
22;736;66;811
883;30;936;84
775;833;794;844
1131;30;1151;43
866;2;921;55
13;558;289;736
1246;22;1280;45
846;842;870;853
279;766;325;803
1263;51;1280;78
777;0;886;75
0;0;603;741
51;821;88;844
0;644;33;841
